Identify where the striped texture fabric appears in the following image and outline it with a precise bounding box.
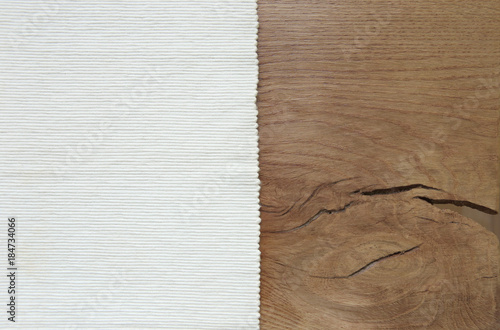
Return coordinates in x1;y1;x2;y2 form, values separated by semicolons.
0;1;260;328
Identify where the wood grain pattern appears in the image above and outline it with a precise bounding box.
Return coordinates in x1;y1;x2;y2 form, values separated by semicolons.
258;0;500;328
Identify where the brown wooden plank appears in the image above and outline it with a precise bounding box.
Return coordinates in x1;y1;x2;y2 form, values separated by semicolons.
258;0;500;328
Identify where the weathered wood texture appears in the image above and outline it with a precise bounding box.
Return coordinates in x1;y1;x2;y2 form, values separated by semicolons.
258;0;500;328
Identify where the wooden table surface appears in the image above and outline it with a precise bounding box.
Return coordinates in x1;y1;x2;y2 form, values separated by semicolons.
257;1;500;328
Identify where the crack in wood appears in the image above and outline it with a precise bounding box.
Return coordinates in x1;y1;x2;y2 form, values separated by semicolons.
310;244;422;279
265;183;497;234
298;177;358;210
414;196;498;215
265;201;355;234
358;184;442;196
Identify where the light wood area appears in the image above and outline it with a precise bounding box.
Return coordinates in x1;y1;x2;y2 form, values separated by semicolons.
257;0;500;328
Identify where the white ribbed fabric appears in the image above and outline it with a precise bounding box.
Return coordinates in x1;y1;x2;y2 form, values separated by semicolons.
0;1;260;329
